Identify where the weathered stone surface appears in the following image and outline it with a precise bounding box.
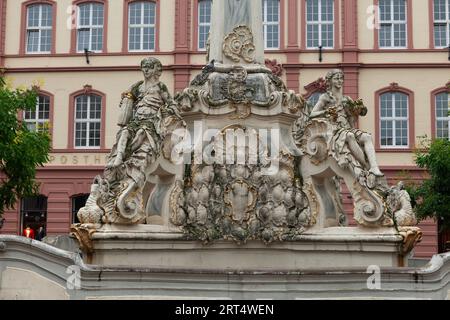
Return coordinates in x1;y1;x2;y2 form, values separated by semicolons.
209;0;264;65
69;2;421;271
294;69;418;230
1;236;450;300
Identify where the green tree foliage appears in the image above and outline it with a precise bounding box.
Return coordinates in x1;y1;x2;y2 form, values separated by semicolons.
0;77;51;218
409;137;450;231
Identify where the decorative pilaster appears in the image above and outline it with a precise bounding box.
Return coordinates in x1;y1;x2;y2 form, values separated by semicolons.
173;0;192;93
0;0;7;68
341;0;359;99
284;0;300;91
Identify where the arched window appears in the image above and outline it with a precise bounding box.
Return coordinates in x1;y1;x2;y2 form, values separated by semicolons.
435;91;450;139
72;194;90;224
433;0;450;48
25;3;53;53
76;2;105;52
20;195;47;240
262;0;280;49
128;1;156;51
74;94;102;148
306;0;334;49
23;94;51;133
379;92;409;147
197;0;212;50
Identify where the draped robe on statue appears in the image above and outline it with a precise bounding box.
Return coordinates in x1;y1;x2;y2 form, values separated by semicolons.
224;0;251;33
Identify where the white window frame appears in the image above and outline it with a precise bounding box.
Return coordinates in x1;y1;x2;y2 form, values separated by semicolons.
378;0;408;49
433;0;450;48
128;1;156;52
76;3;104;53
23;95;50;133
26;4;52;54
379;92;409;149
435;92;450;139
198;0;212;51
74;95;102;149
306;0;334;49
262;0;280;50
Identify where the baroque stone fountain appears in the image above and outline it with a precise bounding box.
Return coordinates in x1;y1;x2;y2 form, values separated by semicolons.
72;0;421;269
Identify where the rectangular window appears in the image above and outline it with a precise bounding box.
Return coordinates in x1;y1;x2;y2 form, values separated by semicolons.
129;1;156;51
77;3;104;52
198;0;212;50
436;92;450;139
378;0;407;48
75;95;102;148
380;92;409;148
26;4;53;53
306;0;334;49
434;0;450;48
23;95;50;133
263;0;280;49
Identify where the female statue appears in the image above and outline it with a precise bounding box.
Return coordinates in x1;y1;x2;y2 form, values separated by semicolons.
309;69;383;176
107;57;178;170
100;57;181;223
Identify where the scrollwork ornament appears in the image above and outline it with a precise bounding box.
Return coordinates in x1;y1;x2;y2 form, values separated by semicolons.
223;26;256;63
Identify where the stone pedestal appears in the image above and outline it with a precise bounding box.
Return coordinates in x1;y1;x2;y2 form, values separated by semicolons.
84;225;413;269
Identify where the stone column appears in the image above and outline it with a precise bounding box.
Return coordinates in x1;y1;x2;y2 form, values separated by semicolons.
209;0;264;65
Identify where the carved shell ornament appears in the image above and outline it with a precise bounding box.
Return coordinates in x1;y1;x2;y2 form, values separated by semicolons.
223;25;256;63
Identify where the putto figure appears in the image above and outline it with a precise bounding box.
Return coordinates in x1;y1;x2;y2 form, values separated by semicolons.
310;69;383;176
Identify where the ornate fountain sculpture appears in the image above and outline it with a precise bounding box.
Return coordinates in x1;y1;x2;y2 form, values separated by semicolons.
294;69;417;231
76;57;185;228
72;0;421;267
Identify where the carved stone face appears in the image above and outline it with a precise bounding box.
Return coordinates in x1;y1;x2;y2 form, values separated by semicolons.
140;58;162;80
330;73;344;90
141;63;158;80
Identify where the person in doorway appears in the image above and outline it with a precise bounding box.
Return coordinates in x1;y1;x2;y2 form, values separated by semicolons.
23;226;35;239
35;226;46;241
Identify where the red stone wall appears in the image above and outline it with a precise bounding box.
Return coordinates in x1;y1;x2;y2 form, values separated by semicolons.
0;167;102;236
